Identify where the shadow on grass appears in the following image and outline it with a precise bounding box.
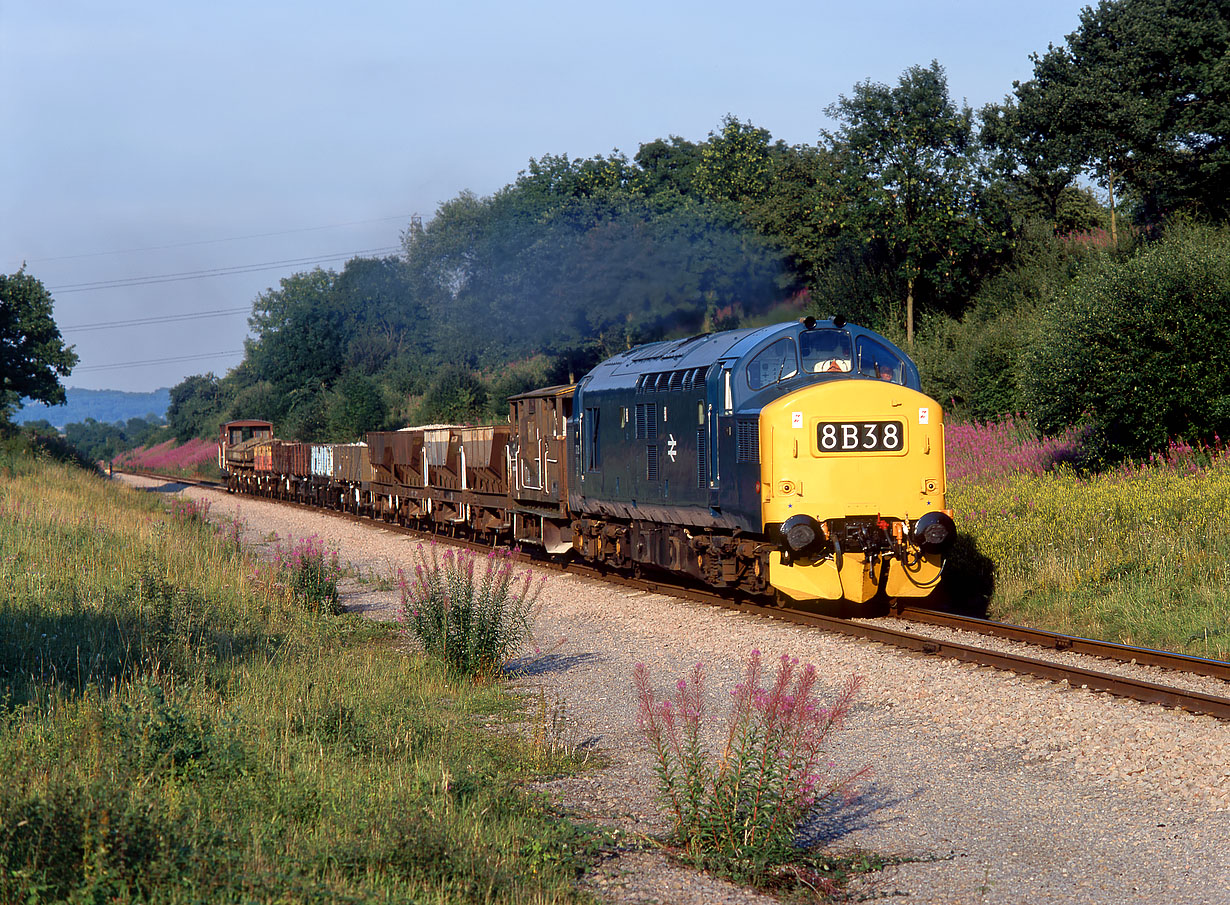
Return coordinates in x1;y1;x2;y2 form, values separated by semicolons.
933;533;997;618
0;605;274;707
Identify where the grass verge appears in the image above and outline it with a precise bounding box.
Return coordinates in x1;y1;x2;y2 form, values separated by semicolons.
948;428;1230;658
0;458;597;903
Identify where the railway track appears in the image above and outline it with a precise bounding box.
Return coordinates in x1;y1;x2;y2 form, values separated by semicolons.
119;469;1230;720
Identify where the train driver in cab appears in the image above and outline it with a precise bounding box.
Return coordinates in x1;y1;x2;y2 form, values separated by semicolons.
800;326;853;374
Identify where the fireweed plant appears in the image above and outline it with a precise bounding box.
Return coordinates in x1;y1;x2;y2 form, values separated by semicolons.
113;437;219;476
634;650;865;870
166;496;211;527
273;534;343;616
398;542;545;680
946;415;1230;656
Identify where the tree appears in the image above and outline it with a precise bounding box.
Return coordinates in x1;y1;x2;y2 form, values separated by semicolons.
324;372;387;441
826;62;996;344
742;142;849;299
632;136;702;198
414;367;488;424
0;270;78;421
334;256;418;375
398;137;791;368
979;92;1085;227
247;269;345;395
167;373;229;440
692;115;775;207
1009;0;1230;234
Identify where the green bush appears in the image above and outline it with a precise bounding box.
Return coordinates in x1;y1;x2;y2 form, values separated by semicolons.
412;366;490;425
325;371;389;440
914;311;1027;421
1022;225;1230;463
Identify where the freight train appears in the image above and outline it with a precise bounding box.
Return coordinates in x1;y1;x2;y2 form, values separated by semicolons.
219;317;955;610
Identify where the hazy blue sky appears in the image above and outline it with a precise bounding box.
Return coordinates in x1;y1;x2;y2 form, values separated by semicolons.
2;0;1088;393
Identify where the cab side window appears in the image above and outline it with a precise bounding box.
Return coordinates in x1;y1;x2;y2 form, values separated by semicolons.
856;337;904;384
585;407;601;470
746;338;799;390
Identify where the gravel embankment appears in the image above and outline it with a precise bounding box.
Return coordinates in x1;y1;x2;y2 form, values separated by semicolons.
120;475;1230;904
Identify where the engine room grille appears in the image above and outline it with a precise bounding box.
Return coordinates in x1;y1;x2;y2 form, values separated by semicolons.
635;403;659;440
646;444;660;481
736;419;759;463
696;430;709;489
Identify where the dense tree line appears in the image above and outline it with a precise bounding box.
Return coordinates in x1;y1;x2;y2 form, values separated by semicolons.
9;415;166;467
152;0;1229;464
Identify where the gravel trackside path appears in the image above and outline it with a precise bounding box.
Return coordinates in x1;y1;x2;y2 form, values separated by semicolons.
120;476;1230;904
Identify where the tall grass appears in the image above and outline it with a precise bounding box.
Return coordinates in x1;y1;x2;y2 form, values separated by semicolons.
948;417;1230;657
0;458;593;903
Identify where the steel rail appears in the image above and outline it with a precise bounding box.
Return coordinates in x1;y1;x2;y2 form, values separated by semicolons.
541;568;1230;720
751;604;1230;720
892;606;1230;681
117;469;1230;720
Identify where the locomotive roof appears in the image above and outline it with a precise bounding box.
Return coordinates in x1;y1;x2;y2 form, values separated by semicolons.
580;321;820;389
576;318;920;395
585;325;761;378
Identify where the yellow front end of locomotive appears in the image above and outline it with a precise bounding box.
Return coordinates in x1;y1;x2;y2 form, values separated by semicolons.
760;379;948;604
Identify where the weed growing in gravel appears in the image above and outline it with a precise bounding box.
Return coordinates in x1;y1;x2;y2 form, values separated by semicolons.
529;685;590;771
398;542;544;680
634;650;865;874
273;534;343;616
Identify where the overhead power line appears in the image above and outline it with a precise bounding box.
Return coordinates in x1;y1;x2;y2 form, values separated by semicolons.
28;214;416;263
73;350;245;373
62;306;251;332
49;246;401;293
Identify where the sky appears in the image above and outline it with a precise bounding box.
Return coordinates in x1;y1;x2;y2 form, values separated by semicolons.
2;0;1089;394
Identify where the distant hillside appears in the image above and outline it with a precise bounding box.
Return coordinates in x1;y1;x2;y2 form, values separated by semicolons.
14;388;171;429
